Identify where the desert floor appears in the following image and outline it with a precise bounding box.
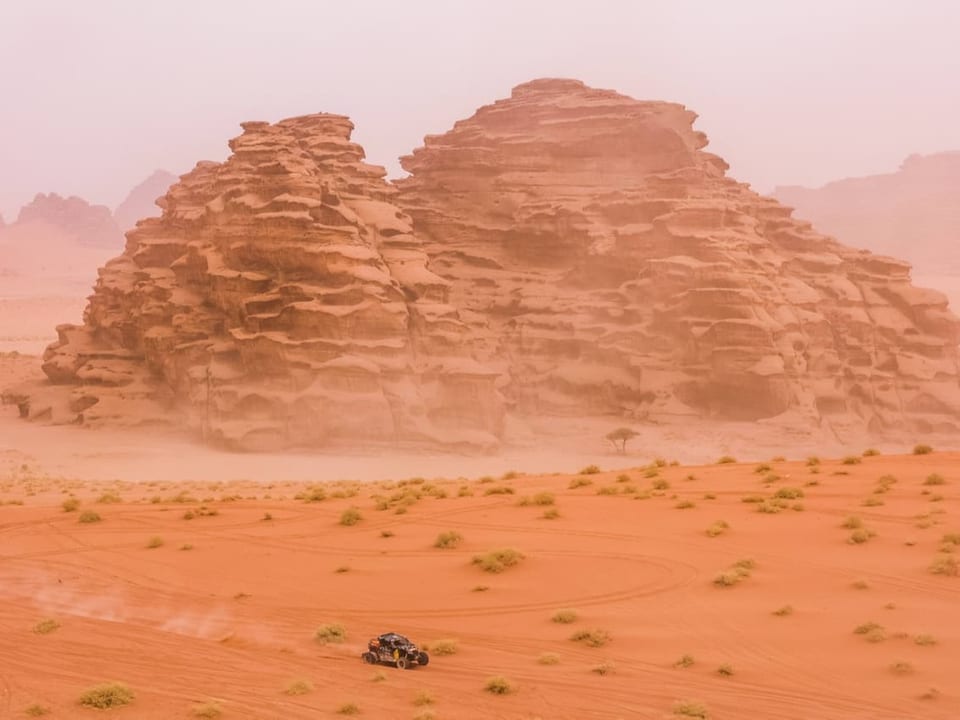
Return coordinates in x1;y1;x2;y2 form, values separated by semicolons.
1;447;958;719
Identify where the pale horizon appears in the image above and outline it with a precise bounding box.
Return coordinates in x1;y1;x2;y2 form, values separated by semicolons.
1;0;958;220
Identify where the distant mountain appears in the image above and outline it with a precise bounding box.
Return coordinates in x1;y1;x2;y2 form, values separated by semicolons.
16;192;123;248
114;169;178;232
774;152;960;274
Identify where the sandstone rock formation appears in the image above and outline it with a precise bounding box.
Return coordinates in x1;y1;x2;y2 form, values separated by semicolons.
16;193;123;248
34;114;503;450
774;152;960;274
114;169;178;232
396;78;960;437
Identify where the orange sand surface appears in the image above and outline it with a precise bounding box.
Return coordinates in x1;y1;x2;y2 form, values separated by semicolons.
1;452;958;719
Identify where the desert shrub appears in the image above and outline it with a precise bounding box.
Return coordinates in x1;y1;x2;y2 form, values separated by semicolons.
643;467;660;478
339;507;362;526
25;705;50;717
674;654;695;668
913;444;933;455
914;633;938;646
806;456;821;466
425;639;458;656
472;548;524;573
551;609;578;624
193;702;222;718
79;682;134;709
97;492;122;504
180;544;194;551
538;652;560;665
33;618;60;635
673;700;709;718
713;571;742;587
772;605;794;616
705;520;729;537
651;478;670;490
579;465;601;475
733;558;756;571
336;702;360;715
942;532;960;546
596;485;620;496
413;690;434;706
754;463;772;474
484;676;514;694
716;456;736;464
569;629;610;647
853;621;885;642
616;474;631;483
863;448;880;456
483;485;515;496
717;664;734;676
300;486;326;503
773;487;803;500
841;515;863;529
457;485;473;497
591;661;615;675
929;554;959;576
851;578;870;590
861;497;884;507
541;507;560;520
78;510;101;524
61;497;79;512
520;492;555;506
315;623;347;644
841;455;861;465
371;671;386;682
848;528;876;544
568;477;592;489
380;530;394;538
412;711;436;720
890;661;914;675
434;530;463;549
334;565;350;574
924;473;946;486
146;536;164;549
674;500;696;509
285;678;314;696
741;494;765;503
472;585;489;592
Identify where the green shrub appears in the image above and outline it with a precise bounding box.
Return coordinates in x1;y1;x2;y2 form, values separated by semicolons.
434;530;463;549
78;682;135;709
315;623;347;644
472;548;524;573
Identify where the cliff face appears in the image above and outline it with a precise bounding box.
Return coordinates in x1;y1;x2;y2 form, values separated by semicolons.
774;152;960;275
114;169;178;232
16;193;123;248
396;79;960;436
36;114;503;450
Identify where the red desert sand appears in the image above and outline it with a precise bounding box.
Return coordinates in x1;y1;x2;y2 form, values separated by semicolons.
1;450;958;718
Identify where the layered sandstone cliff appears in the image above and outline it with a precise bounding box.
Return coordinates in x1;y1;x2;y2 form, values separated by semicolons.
396;79;960;436
33;114;503;449
774;152;960;274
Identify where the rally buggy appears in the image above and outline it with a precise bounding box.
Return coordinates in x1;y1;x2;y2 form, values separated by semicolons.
361;632;430;670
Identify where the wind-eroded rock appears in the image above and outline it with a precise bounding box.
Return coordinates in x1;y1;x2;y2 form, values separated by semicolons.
396;78;960;436
35;114;503;450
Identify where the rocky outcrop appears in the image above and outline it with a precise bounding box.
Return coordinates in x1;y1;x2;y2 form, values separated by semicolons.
114;170;178;232
16;193;123;248
34;114;503;450
396;78;960;437
774;152;960;274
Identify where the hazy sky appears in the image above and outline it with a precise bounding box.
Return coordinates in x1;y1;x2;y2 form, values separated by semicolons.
1;0;958;220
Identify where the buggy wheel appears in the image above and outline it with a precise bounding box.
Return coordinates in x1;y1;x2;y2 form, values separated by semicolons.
361;652;376;664
396;656;409;670
417;651;429;666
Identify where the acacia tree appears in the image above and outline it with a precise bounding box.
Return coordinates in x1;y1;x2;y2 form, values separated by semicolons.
605;427;639;454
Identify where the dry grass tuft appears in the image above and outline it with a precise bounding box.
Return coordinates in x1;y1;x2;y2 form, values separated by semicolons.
472;548;524;573
570;628;610;647
315;623;347;644
551;609;578;624
33;618;60;635
538;652;560;665
78;682;135;709
484;676;514;694
434;530;463;549
285;678;314;696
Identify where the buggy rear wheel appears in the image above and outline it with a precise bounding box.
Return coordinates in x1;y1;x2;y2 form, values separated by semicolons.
362;652;376;664
396;656;409;670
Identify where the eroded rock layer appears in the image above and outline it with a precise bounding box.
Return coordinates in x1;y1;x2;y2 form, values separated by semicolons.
36;114;503;449
397;78;960;436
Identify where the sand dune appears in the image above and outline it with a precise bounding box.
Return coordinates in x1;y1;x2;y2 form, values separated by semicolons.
1;451;957;718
